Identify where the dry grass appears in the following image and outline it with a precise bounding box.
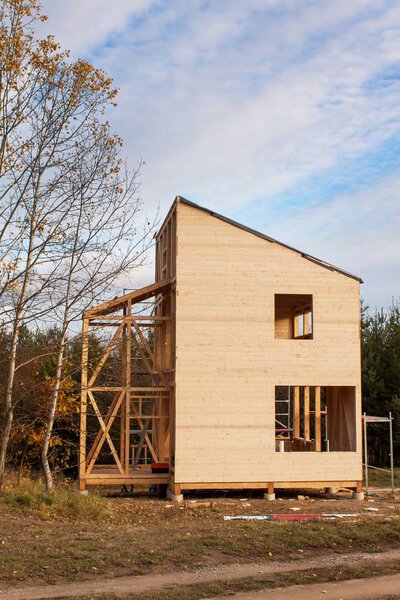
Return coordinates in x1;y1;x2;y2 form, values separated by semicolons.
367;466;400;489
0;475;399;589
0;474;110;521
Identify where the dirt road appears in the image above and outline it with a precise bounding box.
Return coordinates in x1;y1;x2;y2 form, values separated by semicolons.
211;573;400;599
0;549;399;600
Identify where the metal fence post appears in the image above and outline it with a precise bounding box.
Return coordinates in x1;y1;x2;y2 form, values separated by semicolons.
389;411;395;495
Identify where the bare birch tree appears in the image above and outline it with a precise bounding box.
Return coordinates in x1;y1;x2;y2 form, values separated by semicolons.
0;0;153;487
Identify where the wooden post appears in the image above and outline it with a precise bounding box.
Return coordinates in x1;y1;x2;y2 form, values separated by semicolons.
120;309;126;467
168;481;183;502
264;482;275;500
79;317;89;492
315;386;321;451
304;386;310;440
125;301;131;474
304;311;310;335
294;386;300;437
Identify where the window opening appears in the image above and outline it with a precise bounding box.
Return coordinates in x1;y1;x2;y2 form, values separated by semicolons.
275;294;313;339
275;386;356;452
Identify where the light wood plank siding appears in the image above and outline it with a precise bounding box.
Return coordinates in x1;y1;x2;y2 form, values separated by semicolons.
172;201;362;484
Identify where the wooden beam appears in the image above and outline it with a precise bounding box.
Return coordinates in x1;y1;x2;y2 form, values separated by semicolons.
125;303;131;474
315;386;321;451
85;279;173;317
304;311;311;335
86;391;121;466
294;386;300;438
90;386;171;392
131;402;159;463
86;391;125;475
180;481;358;491
294;315;299;338
304;386;310;440
79;318;89;491
131;320;169;387
87;391;124;475
87;322;124;387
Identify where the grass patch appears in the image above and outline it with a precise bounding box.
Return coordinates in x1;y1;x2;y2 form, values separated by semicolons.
0;474;110;521
367;466;400;489
0;475;399;588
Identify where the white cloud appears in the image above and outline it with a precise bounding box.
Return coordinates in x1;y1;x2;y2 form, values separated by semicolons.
38;0;400;306
39;0;158;55
266;172;400;307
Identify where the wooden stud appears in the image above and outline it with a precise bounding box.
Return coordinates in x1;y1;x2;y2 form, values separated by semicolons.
294;386;300;438
304;386;310;440
315;386;321;451
125;302;131;474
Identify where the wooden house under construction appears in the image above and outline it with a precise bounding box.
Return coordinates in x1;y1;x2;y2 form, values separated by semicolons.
79;197;364;500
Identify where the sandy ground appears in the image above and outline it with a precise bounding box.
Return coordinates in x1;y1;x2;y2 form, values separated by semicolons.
0;548;399;600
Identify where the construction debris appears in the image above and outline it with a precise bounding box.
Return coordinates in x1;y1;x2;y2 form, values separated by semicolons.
224;513;359;521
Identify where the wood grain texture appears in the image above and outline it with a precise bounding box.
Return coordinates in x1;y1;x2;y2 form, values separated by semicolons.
172;200;362;484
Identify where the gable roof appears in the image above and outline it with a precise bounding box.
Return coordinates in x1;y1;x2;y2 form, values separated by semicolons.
170;196;362;284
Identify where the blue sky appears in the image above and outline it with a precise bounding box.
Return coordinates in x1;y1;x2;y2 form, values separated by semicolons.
40;0;400;308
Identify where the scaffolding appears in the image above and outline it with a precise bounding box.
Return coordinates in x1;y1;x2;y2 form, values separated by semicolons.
363;412;395;496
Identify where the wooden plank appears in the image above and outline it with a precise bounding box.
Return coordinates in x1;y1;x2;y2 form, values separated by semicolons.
90;386;170;392
294;314;299;338
89;315;168;321
294;386;300;438
180;482;268;490
125;303;132;474
86;474;169;485
304;311;311;336
304;386;310;440
315;386;321;452
85;279;173;317
274;481;357;489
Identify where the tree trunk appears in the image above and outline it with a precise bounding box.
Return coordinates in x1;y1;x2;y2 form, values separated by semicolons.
41;335;66;492
0;318;20;487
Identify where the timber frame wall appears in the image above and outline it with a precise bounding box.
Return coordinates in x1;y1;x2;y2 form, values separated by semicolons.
78;280;174;490
79;196;363;495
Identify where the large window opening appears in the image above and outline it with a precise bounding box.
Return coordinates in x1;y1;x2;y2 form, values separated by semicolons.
275;294;313;339
275;386;356;452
